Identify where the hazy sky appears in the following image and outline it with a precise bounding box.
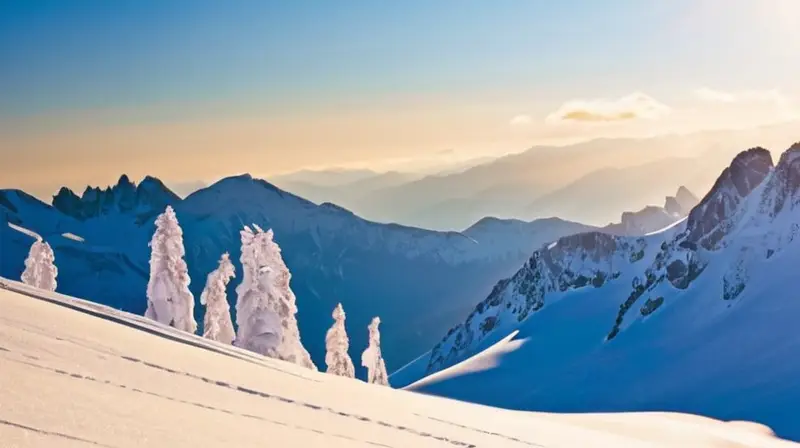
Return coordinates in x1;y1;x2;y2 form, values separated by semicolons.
1;0;798;197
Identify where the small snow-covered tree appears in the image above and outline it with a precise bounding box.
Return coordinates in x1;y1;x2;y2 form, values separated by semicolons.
145;206;196;334
235;225;278;354
200;253;236;344
325;303;355;378
235;225;316;370
361;317;389;386
21;239;58;292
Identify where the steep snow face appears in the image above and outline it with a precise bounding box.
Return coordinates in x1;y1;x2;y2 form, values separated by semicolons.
53;175;180;223
394;144;800;441
2;281;796;447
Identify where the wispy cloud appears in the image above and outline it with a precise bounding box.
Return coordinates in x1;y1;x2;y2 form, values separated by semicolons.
546;92;671;124
509;114;532;126
693;87;790;105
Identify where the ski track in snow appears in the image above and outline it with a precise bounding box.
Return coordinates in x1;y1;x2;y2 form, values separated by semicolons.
0;280;525;447
1;278;795;447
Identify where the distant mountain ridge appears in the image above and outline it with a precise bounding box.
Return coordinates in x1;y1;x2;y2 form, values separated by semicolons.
603;185;699;235
303;125;799;230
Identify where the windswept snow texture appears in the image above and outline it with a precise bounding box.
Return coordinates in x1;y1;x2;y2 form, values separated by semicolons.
1;175;596;375
0;280;796;447
396;144;800;441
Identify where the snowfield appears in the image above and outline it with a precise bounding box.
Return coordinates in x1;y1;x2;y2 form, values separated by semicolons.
0;279;796;447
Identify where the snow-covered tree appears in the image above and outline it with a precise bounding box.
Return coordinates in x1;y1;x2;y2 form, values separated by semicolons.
21;239;58;292
144;206;196;334
200;253;236;344
325;303;355;378
235;225;316;370
361;317;389;386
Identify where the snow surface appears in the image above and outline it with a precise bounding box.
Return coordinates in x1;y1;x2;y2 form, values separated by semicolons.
61;233;85;243
8;222;41;241
0;279;795;447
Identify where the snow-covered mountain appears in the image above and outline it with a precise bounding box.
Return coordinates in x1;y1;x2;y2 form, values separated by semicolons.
392;143;800;441
0;175;595;377
4;279;794;447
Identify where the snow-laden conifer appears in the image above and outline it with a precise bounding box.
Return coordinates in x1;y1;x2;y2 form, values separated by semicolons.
200;253;236;344
361;317;389;386
21;239;58;292
236;225;316;370
325;303;355;378
144;206;196;333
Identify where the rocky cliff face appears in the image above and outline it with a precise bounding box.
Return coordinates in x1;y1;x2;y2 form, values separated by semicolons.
417;144;800;379
425;231;649;373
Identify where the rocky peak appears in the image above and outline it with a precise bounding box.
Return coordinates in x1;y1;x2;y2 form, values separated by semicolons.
759;143;800;218
664;186;699;217
52;175;180;221
685;147;773;249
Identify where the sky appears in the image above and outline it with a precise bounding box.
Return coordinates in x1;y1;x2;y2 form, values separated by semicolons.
1;0;799;198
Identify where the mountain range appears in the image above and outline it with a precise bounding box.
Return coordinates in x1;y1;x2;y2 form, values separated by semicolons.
270;124;799;230
1;174;599;377
392;142;800;440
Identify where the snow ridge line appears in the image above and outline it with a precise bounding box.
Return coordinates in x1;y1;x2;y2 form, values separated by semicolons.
0;278;318;382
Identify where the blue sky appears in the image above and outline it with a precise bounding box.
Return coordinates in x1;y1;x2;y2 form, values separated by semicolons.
1;0;798;194
3;0;792;117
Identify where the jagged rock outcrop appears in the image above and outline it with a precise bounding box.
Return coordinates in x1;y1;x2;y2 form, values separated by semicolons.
684;147;773;249
425;231;647;373
53;175;180;222
664;186;699;217
604;186;700;237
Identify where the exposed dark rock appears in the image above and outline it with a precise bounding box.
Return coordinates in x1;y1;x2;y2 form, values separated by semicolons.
52;175;181;221
686;148;773;249
640;296;664;316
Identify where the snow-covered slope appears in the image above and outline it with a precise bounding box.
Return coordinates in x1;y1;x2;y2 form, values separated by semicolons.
0;279;795;447
1;175;591;376
1;190;149;313
393;144;800;441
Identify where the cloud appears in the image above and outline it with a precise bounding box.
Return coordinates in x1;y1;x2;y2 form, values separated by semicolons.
509;114;532;126
546;92;671;124
693;87;790;105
